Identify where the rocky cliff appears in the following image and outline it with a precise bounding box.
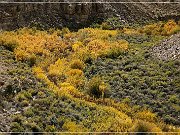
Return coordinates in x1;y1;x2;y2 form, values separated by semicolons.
0;0;180;30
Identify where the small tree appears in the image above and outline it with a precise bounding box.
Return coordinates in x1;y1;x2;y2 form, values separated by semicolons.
87;76;110;98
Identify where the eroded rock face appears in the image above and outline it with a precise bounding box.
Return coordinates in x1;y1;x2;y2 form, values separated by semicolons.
0;0;180;30
63;2;100;23
0;0;108;29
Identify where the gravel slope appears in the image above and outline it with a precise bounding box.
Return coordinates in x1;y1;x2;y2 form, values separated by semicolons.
152;33;180;61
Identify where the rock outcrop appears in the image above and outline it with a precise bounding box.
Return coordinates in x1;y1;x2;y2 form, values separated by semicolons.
0;0;180;30
0;0;108;30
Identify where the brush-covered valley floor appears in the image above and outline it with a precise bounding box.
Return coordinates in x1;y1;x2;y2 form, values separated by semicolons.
0;20;180;132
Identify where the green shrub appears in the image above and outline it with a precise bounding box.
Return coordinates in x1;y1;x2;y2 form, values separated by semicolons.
25;122;41;132
2;42;18;52
90;23;101;28
4;78;22;95
101;22;112;30
12;114;24;124
20;100;29;107
26;54;36;67
15;93;27;102
87;76;110;98
24;108;34;117
104;47;125;58
10;122;24;132
168;95;178;104
45;125;56;132
102;17;126;30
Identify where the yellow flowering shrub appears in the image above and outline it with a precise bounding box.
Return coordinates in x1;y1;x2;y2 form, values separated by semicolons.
123;28;140;35
59;82;82;97
70;59;85;70
32;66;59;92
139;20;180;36
48;59;68;78
162;20;180;35
62;121;87;132
72;41;83;52
65;69;86;88
102;40;129;58
0;28;70;68
77;28;118;41
135;110;158;123
32;66;49;82
130;120;162;132
87;39;109;58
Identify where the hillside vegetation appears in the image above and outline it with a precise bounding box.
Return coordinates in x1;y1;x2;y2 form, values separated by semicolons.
0;20;180;132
